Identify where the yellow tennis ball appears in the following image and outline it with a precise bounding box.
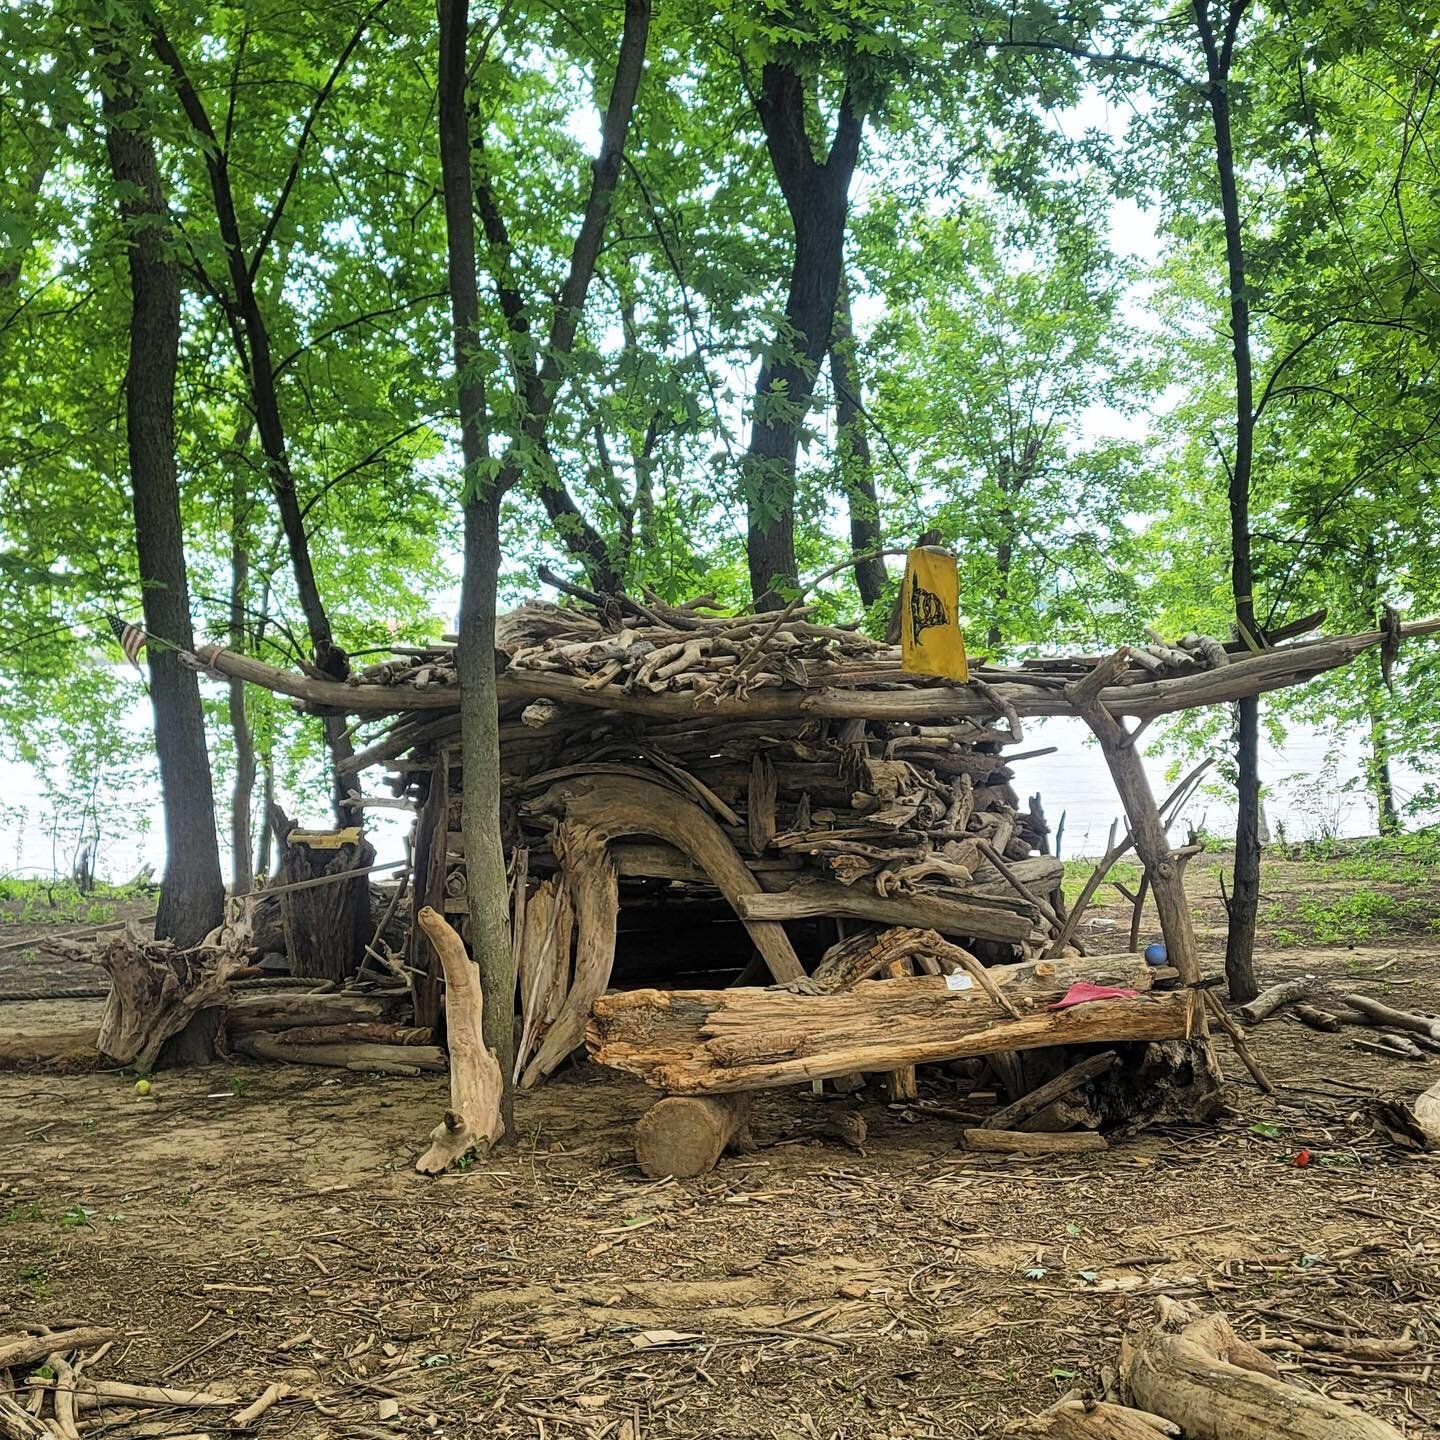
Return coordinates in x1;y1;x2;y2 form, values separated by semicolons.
134;1079;152;1096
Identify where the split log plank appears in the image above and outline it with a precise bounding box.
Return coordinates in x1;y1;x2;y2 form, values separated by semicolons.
519;823;618;1087
588;958;1185;1094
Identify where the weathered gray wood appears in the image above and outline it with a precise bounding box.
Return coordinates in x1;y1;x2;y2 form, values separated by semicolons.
1237;976;1314;1026
735;881;1040;945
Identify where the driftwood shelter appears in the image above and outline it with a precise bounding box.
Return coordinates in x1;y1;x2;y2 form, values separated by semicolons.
196;594;1438;1176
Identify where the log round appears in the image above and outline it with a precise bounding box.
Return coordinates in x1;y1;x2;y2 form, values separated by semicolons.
634;1094;753;1178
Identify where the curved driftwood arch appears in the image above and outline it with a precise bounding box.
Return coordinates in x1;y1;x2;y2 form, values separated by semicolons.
517;773;804;1087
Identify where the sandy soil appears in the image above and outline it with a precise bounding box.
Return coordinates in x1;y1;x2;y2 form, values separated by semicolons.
3;881;1440;1438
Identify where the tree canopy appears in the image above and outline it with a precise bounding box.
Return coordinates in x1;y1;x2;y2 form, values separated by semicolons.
3;0;1439;895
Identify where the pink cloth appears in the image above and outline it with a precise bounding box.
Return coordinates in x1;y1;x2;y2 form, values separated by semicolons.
1049;982;1141;1010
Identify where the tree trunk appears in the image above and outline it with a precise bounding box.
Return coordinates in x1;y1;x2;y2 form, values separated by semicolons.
148;20;357;822
987;439;1037;653
100;44;225;949
829;274;885;608
1226;696;1261;1003
438;0;516;1137
1193;0;1262;1005
255;747;276;879
1369;700;1399;834
228;462;256;896
744;66;864;608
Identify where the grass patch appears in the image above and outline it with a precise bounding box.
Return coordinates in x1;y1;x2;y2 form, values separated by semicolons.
1060;857;1143;905
0;876;144;926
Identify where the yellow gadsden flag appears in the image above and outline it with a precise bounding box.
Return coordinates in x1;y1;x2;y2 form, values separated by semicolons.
900;546;968;682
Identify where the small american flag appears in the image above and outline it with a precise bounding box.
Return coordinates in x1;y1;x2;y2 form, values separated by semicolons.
107;613;148;667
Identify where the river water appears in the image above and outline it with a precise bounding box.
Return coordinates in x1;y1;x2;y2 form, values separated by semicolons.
0;705;1429;883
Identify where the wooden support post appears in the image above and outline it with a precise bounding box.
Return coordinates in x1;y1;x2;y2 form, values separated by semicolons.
1065;654;1207;1035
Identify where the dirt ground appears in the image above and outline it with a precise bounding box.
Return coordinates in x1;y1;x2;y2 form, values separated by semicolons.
3;857;1440;1438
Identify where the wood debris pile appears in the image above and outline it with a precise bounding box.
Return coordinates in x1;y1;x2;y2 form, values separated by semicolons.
336;599;1101;1081
0;1323;289;1439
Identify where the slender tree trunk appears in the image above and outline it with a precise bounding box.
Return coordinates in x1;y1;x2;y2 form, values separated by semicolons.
149;21;357;822
100;47;224;948
829;274;885;608
228;465;256;895
0;120;60;296
744;67;864;608
1195;0;1261;1003
255;748;276;879
438;0;515;1134
986;441;1036;653
1368;699;1399;834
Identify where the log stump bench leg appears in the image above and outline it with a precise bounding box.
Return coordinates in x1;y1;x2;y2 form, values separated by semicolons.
634;1094;754;1178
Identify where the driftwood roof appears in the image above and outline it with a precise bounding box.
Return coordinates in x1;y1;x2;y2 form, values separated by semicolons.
195;595;1440;739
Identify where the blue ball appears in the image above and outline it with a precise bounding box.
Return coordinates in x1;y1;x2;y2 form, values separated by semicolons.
1143;942;1168;966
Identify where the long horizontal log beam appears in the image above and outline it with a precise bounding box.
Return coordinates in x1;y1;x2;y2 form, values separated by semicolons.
587;957;1187;1093
195;620;1440;730
735;880;1041;944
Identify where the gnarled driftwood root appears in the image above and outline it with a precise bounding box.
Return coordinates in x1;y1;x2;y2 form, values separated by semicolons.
415;906;504;1173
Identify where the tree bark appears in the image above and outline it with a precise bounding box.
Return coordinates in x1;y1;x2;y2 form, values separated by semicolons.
255;747;276;878
148;18;357;821
828;274;885;607
1368;696;1399;834
438;0;516;1136
100;44;225;949
987;438;1039;652
1192;0;1262;1005
473;0;650;597
745;67;865;607
228;459;256;895
1227;697;1262;1002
